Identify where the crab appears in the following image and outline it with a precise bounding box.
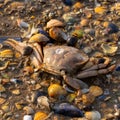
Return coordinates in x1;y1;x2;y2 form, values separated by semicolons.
4;39;115;90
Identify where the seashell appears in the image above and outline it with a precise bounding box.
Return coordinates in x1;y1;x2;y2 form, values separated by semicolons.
1;104;10;112
89;86;103;97
82;93;95;105
46;19;64;29
0;49;14;58
71;29;84;38
23;66;34;75
12;89;20;95
37;96;50;109
101;43;118;55
62;13;76;23
49;27;68;42
85;11;92;19
48;84;67;98
30;91;47;103
94;6;107;14
15;102;23;110
23;106;34;115
52;102;84;117
85;111;101;120
0;84;6;92
111;3;120;12
102;22;109;28
80;19;89;27
23;115;32;120
34;111;48;120
73;2;84;9
66;93;76;102
0;97;6;105
29;33;49;43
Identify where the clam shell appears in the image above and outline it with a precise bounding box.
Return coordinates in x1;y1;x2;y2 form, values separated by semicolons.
48;84;66;98
85;111;101;120
34;111;48;120
101;43;118;55
46;19;64;29
29;33;49;43
89;86;103;97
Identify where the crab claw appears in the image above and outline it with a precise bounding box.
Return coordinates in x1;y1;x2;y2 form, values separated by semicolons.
4;39;27;55
4;39;43;69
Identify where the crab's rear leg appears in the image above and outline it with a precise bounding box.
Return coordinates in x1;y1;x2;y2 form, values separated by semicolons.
77;57;115;79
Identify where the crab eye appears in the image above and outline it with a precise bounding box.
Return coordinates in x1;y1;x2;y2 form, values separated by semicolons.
23;46;33;56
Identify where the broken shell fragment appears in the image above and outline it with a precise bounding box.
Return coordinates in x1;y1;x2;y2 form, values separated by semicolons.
82;93;95;105
23;106;34;115
34;111;48;120
48;84;67;98
29;33;49;43
94;6;107;14
46;19;64;29
89;86;103;97
37;96;50;109
0;49;14;58
85;111;101;120
101;43;118;55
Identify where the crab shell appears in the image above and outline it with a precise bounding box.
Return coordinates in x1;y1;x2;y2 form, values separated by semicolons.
42;45;89;75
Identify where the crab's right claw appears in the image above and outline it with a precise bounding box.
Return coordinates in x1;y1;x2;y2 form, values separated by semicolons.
4;39;27;55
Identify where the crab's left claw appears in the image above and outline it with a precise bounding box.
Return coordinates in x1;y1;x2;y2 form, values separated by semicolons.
4;39;27;55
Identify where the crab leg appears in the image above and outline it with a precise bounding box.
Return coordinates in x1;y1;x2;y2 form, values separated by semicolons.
77;64;115;79
4;39;44;69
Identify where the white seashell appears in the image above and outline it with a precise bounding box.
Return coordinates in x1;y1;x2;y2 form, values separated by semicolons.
85;111;101;120
23;115;32;120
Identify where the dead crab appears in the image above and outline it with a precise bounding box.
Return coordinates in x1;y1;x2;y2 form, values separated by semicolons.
4;39;115;90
